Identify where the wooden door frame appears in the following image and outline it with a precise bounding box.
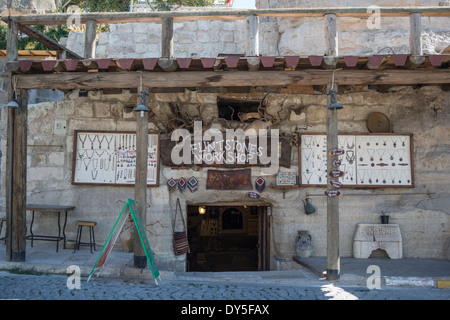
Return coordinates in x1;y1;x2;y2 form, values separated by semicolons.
187;202;271;271
258;206;270;271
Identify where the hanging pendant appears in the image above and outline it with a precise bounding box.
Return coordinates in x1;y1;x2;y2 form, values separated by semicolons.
178;177;187;192
255;177;266;192
187;176;199;192
167;178;177;191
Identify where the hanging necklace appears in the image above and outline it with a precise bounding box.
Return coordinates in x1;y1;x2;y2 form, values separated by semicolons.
105;135;114;149
359;170;366;184
79;134;88;148
97;135;106;149
88;135;97;150
367;149;375;162
377;150;385;161
345;150;355;164
400;136;407;147
303;136;312;148
381;170;388;184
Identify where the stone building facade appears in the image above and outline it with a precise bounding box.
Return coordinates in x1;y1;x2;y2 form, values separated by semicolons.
0;1;449;271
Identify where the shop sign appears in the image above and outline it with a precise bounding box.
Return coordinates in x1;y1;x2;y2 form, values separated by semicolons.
329;170;345;178
329;148;345;156
329;180;343;189
325;190;342;198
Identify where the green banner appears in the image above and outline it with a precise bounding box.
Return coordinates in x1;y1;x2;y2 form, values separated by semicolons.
88;199;160;283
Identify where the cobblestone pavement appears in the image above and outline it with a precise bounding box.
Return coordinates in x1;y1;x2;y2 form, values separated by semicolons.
0;271;448;302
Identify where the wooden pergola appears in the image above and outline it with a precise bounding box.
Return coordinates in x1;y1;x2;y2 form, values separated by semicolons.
3;7;450;280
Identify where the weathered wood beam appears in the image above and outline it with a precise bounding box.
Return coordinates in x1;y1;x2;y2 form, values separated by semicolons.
407;13;425;68
133;86;149;269
2;7;449;25
161;17;174;59
245;15;259;57
18;25;83;60
323;13;339;69
6;89;28;262
84;20;97;59
6;21;18;72
14;69;450;90
326;83;340;281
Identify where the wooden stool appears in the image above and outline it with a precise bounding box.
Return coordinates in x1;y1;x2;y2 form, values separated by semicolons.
0;218;6;244
74;221;97;254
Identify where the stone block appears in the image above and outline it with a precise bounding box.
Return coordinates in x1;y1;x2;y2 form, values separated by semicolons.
353;224;403;259
48;152;65;166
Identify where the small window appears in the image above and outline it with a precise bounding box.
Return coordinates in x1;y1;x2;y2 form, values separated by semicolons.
218;98;260;121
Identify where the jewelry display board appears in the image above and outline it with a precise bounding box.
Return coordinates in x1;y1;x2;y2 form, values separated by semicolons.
299;133;413;187
72;131;160;186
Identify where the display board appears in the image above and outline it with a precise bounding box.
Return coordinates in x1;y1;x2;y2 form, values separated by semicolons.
73;131;160;186
299;133;413;187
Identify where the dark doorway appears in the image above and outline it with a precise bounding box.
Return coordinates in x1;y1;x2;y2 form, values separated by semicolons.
187;205;269;272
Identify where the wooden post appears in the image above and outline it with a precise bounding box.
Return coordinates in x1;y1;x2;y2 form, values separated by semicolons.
410;13;422;56
408;13;425;67
323;14;339;69
84;20;97;59
133;86;150;268
326;83;340;281
6;19;27;262
161;17;174;59
245;15;259;57
6;89;28;262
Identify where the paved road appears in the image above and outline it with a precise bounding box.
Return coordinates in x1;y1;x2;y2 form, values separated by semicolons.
0;271;448;302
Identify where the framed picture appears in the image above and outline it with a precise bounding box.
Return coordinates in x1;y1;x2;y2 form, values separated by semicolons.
299;133;413;188
72;130;160;186
276;172;297;186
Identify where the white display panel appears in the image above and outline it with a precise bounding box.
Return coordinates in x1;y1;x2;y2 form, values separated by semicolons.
73;131;160;186
299;134;413;187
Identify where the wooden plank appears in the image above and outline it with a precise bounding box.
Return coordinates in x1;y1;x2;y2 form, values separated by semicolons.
18;25;82;60
15;69;450;90
2;7;450;25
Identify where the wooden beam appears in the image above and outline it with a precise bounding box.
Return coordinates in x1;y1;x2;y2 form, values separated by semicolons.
133;86;149;269
18;25;83;60
2;7;449;25
245;15;259;57
410;13;422;55
407;13;425;68
14;69;450;90
6;89;28;262
326;83;340;281
6;21;18;72
84;20;97;59
323;13;339;69
324;14;338;57
161;17;174;58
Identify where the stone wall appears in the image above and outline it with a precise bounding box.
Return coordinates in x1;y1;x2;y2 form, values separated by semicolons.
64;0;450;58
1;86;448;269
0;0;56;13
